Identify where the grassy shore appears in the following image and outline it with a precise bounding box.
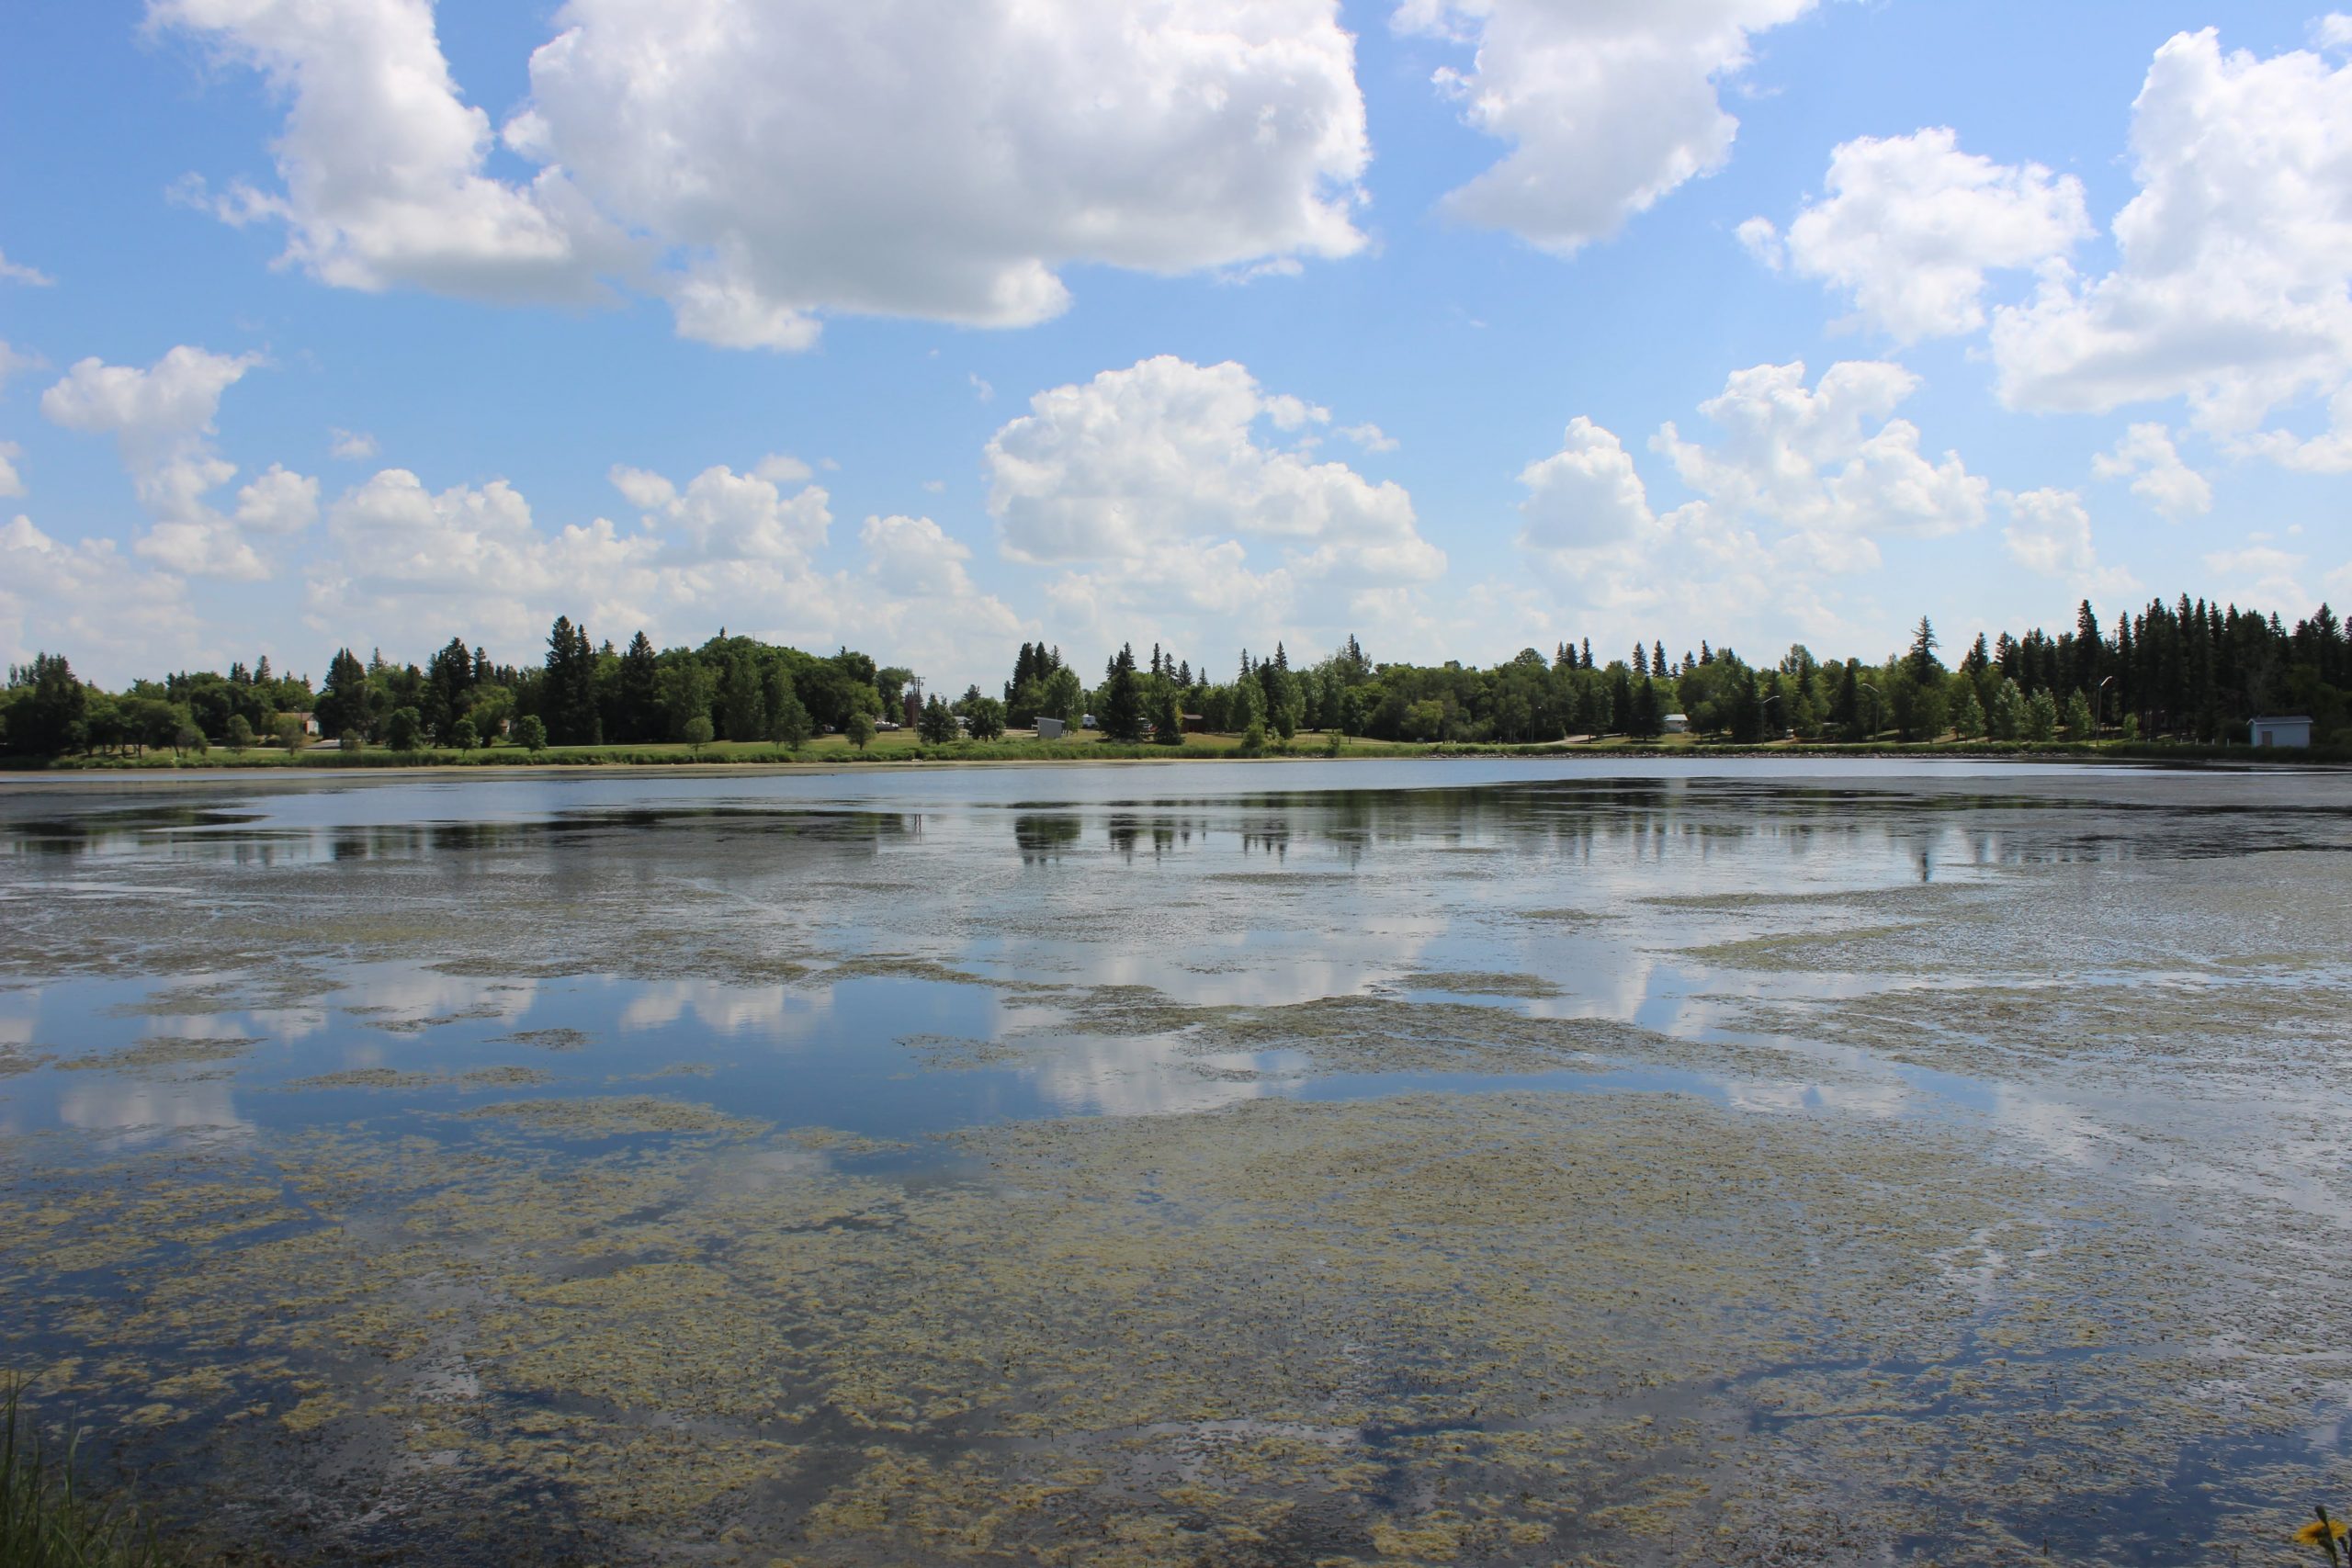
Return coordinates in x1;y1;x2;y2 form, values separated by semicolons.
5;728;2346;772
0;1389;185;1568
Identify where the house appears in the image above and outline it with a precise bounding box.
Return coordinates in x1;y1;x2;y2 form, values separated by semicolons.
2249;715;2313;750
1661;713;1690;735
1036;717;1067;739
284;710;322;737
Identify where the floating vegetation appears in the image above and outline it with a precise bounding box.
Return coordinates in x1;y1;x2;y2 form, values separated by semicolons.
500;1027;588;1052
282;1065;553;1092
1395;969;1567;998
4;769;2351;1564
458;1094;769;1137
53;1037;260;1074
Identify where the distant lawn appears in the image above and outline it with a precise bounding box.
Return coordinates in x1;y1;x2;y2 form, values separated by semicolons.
7;729;2346;770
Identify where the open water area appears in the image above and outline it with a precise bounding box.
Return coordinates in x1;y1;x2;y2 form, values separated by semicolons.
1;757;2348;1566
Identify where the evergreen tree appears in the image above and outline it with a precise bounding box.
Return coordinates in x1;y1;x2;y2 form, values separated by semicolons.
543;616;601;746
1153;682;1184;745
316;648;371;741
1100;644;1145;741
1633;644;1648;678
619;632;661;742
1907;617;1943;683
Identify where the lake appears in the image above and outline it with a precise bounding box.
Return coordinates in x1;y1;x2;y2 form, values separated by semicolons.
3;758;2348;1565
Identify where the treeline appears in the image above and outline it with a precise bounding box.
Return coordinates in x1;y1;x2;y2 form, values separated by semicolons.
3;593;2346;758
986;595;2350;749
0;619;909;757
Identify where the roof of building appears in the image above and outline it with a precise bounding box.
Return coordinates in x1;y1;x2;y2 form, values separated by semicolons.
2250;714;2314;723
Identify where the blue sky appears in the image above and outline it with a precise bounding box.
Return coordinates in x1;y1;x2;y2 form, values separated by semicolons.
3;0;2348;691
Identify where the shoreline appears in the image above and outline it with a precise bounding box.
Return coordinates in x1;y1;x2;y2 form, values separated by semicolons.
2;738;2345;782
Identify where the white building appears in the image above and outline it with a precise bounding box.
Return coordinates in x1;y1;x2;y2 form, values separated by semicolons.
1036;717;1067;739
1661;713;1690;735
2249;715;2313;750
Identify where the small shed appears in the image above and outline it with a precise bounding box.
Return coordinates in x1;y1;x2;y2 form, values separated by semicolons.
2249;715;2313;749
1661;713;1690;735
285;710;322;737
1036;717;1067;739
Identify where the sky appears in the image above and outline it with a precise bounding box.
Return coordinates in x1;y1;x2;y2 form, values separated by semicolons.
4;0;2351;694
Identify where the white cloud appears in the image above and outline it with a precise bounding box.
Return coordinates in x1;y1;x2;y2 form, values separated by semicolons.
329;427;379;460
1513;363;1994;660
0;250;52;287
1655;360;1989;549
1397;0;1817;254
969;374;995;404
855;513;1029;678
2000;488;2140;599
1340;423;1399;453
39;345;284;580
985;356;1442;597
2090;423;2212;519
2203;542;2310;610
149;0;624;303
0;343;44;389
1751;128;2091;342
2315;15;2352;51
156;0;1370;348
234;463;320;534
609;461;831;564
1517;418;1657;552
1991;28;2352;442
0;444;21;500
0;516;202;676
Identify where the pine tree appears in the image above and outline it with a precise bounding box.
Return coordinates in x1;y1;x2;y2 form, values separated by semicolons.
1101;644;1145;741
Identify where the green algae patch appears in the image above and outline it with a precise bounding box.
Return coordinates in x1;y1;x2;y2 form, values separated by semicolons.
55;1035;262;1072
501;1027;589;1052
285;1065;555;1092
458;1094;769;1138
3;1088;2329;1565
1395;970;1566;998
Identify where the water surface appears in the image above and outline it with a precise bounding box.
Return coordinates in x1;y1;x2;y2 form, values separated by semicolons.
3;759;2346;1564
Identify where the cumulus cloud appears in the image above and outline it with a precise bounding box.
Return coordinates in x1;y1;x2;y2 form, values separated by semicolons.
154;0;1370;348
148;0;623;302
38;345;304;580
233;463;320;534
0;250;52;287
985;356;1442;596
2203;541;2310;609
1655;360;1989;554
1991;28;2352;441
309;465;860;668
1747;128;2091;342
0;444;21;500
607;460;831;564
1514;362;1993;656
329;427;379;460
0;515;203;677
1517;418;1657;552
2001;488;2140;599
2090;423;2212;519
1396;0;1816;254
854;513;1030;678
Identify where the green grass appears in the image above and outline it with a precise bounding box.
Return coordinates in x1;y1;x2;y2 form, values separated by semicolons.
6;730;2346;771
0;1388;184;1568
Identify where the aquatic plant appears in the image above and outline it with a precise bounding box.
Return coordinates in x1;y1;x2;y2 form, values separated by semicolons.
0;1386;182;1568
2298;1506;2348;1563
